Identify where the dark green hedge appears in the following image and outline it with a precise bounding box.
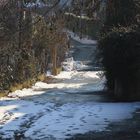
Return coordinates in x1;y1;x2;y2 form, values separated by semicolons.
99;24;140;97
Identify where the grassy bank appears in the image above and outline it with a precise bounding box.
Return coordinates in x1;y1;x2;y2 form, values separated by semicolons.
0;74;46;97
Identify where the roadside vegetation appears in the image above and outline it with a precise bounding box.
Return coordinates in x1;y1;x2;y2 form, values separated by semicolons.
0;0;68;95
99;0;140;100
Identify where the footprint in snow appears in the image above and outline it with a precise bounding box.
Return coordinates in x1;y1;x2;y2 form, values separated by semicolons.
80;124;84;126
66;134;72;137
69;125;74;128
73;128;79;130
98;107;102;112
104;118;109;122
95;115;99;118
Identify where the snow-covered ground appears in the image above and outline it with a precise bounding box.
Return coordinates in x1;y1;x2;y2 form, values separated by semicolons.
7;70;104;98
25;0;47;8
0;35;140;140
24;102;140;139
65;12;93;21
67;30;97;45
1;88;140;139
59;0;72;7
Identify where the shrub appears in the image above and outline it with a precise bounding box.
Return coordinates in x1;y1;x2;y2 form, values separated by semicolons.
99;24;140;98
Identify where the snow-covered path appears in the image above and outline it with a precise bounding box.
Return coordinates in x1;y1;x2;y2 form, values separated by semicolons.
0;38;140;140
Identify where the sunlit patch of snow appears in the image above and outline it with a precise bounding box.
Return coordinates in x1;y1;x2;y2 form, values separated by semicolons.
0;99;54;139
53;70;105;93
0;105;18;121
8;88;45;98
46;70;52;76
65;12;93;21
74;61;94;71
25;0;46;8
8;69;105;98
62;57;75;71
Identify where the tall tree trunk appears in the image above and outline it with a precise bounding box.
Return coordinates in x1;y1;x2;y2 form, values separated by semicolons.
52;46;57;75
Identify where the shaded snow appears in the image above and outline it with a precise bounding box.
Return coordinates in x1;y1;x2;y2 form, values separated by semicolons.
25;102;140;139
67;31;97;45
59;0;72;7
62;57;94;71
0;96;140;139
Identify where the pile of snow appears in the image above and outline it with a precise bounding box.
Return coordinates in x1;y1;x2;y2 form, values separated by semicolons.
8;88;44;98
62;57;75;71
67;30;97;45
62;57;93;71
73;61;94;71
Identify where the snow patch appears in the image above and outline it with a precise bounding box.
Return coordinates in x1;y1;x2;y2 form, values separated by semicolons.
1;97;140;139
0;99;54;139
24;102;140;139
25;0;46;8
67;30;97;45
65;12;93;20
62;57;94;71
8;70;105;98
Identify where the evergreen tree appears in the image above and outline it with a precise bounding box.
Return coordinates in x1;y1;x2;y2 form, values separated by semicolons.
99;0;140;100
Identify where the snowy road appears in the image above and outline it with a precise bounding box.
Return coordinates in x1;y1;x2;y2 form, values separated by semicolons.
0;37;140;140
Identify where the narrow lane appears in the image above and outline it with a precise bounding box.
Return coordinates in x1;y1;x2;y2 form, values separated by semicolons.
0;37;140;140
